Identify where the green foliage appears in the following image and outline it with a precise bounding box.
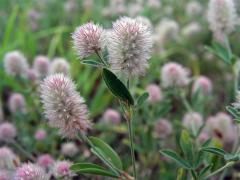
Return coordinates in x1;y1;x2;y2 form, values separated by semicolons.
70;163;119;178
102;68;134;105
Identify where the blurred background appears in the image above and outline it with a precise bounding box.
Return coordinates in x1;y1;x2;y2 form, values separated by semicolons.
1;0;240;179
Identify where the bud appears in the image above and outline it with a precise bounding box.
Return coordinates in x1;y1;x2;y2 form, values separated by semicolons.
0;122;16;142
4;51;29;78
8;93;26;114
37;154;54;168
154;119;172;139
161;62;190;88
146;84;162;103
192;76;212;95
52;161;73;178
33;55;50;78
182;112;203;135
50;58;70;75
103;108;121;125
61;142;79;157
34;129;46;141
0;147;16;170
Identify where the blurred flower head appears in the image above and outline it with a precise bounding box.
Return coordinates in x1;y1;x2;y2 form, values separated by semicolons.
52;160;73;178
40;74;91;138
154;19;179;46
4;51;29;78
146;84;162;103
8;93;26;114
204;112;235;145
27;9;41;31
207;0;237;41
161;62;190;88
61;142;79;157
186;1;203;17
182;22;202;39
0;147;16;170
72;22;104;59
34;129;46;141
0;122;16;141
108;16;152;77
103;108;121;125
0;170;12;180
182;112;203;135
192;76;212;95
15;163;48;180
33;55;50;78
154;119;172;139
50;58;70;76
37;154;54;168
27;69;38;84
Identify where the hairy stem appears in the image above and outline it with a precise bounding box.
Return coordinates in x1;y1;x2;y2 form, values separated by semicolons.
204;161;235;179
126;106;137;179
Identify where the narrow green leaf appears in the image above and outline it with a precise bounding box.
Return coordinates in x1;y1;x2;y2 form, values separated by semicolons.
201;147;226;157
199;164;213;177
136;92;149;106
160;150;191;169
70;163;103;171
82;60;103;67
201;139;211;148
190;170;198;180
226;106;240;119
70;163;119;178
102;68;134;105
180;130;193;166
89;136;123;170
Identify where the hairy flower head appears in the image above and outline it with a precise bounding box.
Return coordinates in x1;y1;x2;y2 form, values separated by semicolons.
161;62;190;88
8;93;26;114
15;163;48;180
107;16;152;77
0;122;16;141
33;55;50;78
50;58;70;75
4;51;29;77
72;22;104;59
40;74;91;138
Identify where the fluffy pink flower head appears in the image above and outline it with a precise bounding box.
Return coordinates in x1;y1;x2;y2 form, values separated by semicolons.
33;55;50;78
161;62;190;88
61;142;79;157
204;112;234;142
183;112;203;135
192;76;212;95
34;129;46;141
0;122;16;141
27;69;38;83
0;170;12;180
103;108;121;125
50;58;70;75
3;51;29;77
8;93;26;114
37;154;54;168
146;84;162;103
107;16;153;77
15;163;48;180
40;74;91;138
52;161;73;178
154;119;172;139
0;147;16;170
207;0;237;38
72;22;104;59
198;132;210;143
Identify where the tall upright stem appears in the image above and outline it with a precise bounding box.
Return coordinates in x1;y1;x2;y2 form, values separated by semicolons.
126;106;137;179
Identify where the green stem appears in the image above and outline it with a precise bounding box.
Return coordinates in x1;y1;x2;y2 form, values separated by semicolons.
95;50;108;67
204;161;235;179
126;107;137;179
9;140;35;161
180;92;192;112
